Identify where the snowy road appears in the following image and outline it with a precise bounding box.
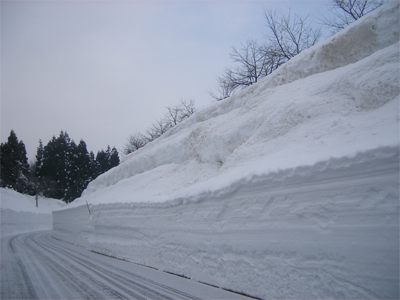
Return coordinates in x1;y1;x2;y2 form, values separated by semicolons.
1;231;251;300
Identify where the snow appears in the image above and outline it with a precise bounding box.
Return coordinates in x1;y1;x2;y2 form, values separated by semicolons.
18;1;400;298
0;188;65;235
1;231;252;299
62;1;399;208
53;148;399;299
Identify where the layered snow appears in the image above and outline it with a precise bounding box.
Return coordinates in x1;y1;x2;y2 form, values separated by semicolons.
0;188;65;236
53;2;399;299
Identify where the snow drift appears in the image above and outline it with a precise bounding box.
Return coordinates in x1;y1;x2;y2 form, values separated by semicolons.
53;2;399;299
1;188;65;236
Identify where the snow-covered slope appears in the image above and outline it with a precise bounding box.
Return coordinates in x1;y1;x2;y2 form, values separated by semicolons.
53;2;399;299
1;188;65;235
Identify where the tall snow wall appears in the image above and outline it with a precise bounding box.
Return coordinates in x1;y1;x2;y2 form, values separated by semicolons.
1;188;65;236
53;2;399;299
53;148;399;299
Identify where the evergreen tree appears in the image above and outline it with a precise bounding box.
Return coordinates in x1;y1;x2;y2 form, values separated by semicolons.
0;130;31;193
110;147;120;169
35;139;44;177
35;133;120;202
95;145;119;174
65;140;92;201
39;131;72;200
89;150;100;180
96;148;109;174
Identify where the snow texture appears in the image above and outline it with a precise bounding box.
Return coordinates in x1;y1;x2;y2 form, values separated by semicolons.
1;231;251;299
0;188;65;236
52;2;399;299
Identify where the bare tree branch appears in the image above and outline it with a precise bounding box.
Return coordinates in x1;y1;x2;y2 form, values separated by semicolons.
321;0;385;34
210;39;279;100
124;99;197;154
210;8;321;101
264;8;322;59
123;132;147;155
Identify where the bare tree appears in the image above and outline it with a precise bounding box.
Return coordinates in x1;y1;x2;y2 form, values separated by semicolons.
166;105;181;127
123;99;197;154
321;0;385;33
178;98;196;120
264;8;322;60
210;39;277;101
230;40;269;85
209;71;237;101
165;98;197;128
218;40;265;99
211;8;321;101
147;118;169;142
123;132;147;155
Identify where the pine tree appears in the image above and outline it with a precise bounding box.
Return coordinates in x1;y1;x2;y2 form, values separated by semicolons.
0;130;31;193
110;147;120;169
64;140;92;201
89;150;100;180
95;149;109;174
35;133;120;202
35;139;44;177
95;145;120;174
39;131;72;200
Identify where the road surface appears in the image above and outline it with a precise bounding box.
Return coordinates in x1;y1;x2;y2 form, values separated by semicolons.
1;230;252;299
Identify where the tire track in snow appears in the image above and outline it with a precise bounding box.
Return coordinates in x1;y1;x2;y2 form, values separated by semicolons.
29;232;201;300
47;240;200;299
1;231;244;300
4;236;38;299
4;233;106;299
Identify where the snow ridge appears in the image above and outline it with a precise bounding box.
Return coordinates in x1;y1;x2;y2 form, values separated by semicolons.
79;1;399;200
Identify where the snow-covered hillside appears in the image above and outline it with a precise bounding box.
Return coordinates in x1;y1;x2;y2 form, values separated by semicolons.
1;188;65;235
53;2;399;299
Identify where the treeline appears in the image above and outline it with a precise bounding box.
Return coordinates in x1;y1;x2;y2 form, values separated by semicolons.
1;130;119;202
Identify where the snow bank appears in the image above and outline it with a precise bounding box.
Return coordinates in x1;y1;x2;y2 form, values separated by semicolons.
54;147;399;299
75;1;399;199
53;2;399;299
1;188;65;235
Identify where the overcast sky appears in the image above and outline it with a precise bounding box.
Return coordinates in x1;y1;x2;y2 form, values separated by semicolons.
1;0;329;162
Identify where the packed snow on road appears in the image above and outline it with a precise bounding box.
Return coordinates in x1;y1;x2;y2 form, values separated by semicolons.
1;230;251;299
1;191;250;299
2;1;399;299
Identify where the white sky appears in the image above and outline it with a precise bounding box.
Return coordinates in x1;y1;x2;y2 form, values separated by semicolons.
1;0;329;162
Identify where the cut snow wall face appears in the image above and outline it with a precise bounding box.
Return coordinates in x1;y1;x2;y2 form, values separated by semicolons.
52;147;400;299
1;210;53;236
0;188;65;236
